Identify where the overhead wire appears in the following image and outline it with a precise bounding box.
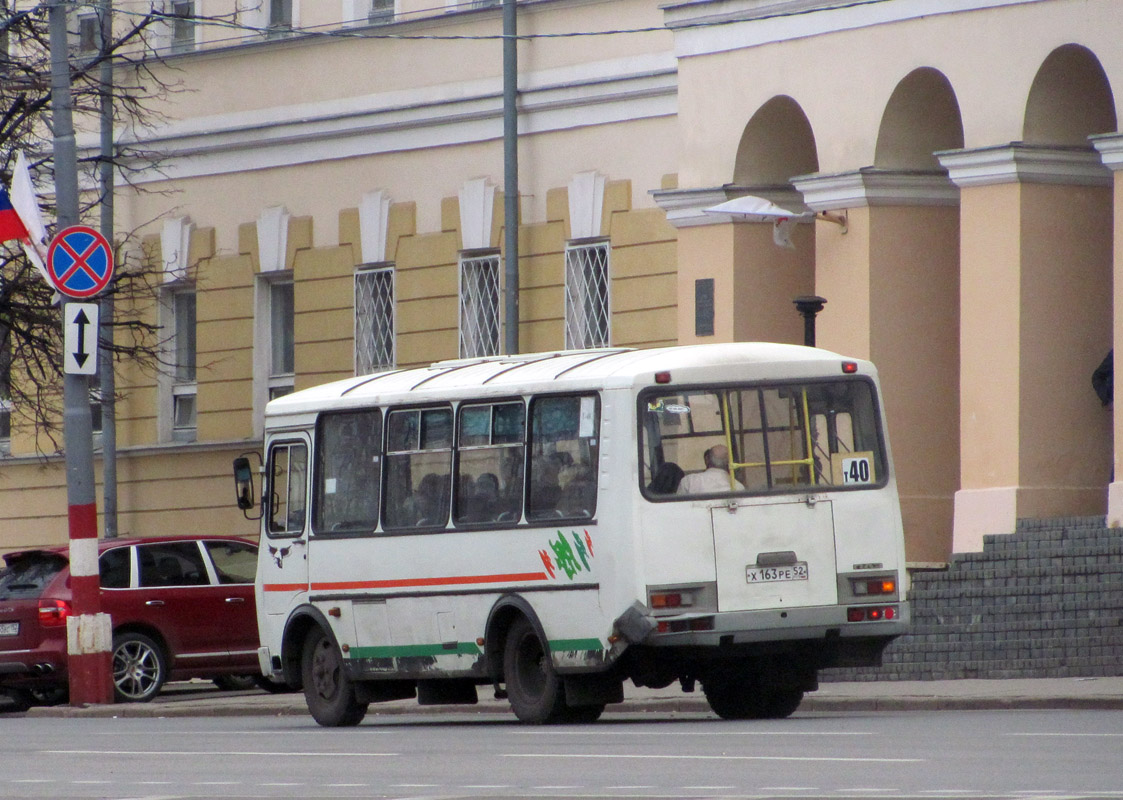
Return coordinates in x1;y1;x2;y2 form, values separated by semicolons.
56;0;898;45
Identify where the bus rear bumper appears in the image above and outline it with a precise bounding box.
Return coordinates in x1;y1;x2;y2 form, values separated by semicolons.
642;601;910;651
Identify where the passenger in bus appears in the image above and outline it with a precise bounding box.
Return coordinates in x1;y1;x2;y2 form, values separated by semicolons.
677;444;745;494
558;467;597;517
529;454;564;514
648;461;684;494
415;472;449;525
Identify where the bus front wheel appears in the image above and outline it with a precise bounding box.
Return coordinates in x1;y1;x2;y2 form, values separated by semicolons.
301;628;368;727
503;616;568;724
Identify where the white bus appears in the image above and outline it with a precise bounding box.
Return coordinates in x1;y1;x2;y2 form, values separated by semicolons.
235;342;909;726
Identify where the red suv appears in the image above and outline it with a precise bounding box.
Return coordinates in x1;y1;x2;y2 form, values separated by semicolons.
0;536;263;708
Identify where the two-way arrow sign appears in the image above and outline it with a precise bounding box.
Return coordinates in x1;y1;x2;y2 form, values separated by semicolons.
64;302;99;375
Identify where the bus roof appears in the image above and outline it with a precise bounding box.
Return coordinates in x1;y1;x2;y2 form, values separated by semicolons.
265;342;874;420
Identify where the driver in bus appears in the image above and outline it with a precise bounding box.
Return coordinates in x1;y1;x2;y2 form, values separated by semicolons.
677;444;744;494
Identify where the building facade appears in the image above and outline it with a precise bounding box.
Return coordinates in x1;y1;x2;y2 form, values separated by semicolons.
1;0;1121;569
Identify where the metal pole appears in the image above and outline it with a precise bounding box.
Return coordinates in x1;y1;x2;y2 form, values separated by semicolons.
49;0;114;705
502;0;519;354
97;0;117;538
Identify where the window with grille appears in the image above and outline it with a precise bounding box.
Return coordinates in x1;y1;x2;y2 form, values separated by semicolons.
459;253;500;359
564;240;610;350
355;267;395;374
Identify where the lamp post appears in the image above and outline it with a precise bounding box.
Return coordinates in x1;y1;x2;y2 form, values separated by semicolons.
793;295;827;348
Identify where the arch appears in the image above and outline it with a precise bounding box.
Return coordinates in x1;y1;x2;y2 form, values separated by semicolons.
875;68;964;170
1024;44;1116;145
733;96;818;185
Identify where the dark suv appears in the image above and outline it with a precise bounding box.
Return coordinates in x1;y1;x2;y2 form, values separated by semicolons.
0;536;263;708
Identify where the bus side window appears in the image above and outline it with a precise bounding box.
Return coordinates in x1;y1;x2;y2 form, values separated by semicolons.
268;441;308;535
383;407;453;530
314;409;382;533
454;401;525;525
527;394;599;521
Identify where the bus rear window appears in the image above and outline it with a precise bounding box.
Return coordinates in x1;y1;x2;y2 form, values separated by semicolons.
641;379;886;498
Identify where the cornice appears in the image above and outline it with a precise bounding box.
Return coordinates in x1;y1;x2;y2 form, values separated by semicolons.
661;0;1043;59
91;56;676;185
792;168;958;211
1091;133;1123;172
936;143;1112;188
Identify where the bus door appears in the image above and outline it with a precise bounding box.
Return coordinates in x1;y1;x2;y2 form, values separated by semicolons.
261;434;311;616
711;499;838;612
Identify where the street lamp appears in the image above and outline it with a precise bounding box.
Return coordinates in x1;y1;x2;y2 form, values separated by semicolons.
793;295;827;347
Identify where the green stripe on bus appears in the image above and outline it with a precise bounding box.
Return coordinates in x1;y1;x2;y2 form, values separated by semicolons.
549;638;603;652
348;642;483;659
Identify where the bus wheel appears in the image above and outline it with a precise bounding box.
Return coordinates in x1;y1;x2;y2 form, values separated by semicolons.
762;688;804;719
503;616;567;724
560;703;605;723
301;628;368;727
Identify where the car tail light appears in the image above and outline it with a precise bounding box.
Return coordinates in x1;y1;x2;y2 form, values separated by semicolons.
38;599;72;627
847;605;897;623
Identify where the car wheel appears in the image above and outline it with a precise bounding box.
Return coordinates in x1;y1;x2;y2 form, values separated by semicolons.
112;632;166;703
301;627;368;727
503;616;568;724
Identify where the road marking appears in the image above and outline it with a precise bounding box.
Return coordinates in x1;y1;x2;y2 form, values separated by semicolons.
1009;732;1123;737
507;752;923;763
523;729;872;736
45;749;398;757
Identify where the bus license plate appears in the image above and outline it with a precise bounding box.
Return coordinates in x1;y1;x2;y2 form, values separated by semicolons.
746;563;808;584
0;622;18;636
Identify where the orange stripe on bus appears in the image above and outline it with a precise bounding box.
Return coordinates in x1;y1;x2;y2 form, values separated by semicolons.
263;572;549;593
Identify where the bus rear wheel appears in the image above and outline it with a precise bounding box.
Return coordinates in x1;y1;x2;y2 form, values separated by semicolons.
503;616;568;724
301;628;368;727
702;669;804;720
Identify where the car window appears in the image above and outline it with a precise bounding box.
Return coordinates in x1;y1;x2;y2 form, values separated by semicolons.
0;553;66;600
99;547;132;589
203;541;257;585
137;542;209;587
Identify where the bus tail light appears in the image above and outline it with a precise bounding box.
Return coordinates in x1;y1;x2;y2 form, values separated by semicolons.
656;616;714;634
842;361;858;374
847;605;897;623
650;591;694;609
851;578;896;596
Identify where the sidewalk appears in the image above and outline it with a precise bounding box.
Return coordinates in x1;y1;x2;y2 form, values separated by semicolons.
23;676;1123;718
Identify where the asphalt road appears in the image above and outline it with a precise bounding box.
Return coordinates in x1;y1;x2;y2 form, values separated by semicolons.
2;707;1121;799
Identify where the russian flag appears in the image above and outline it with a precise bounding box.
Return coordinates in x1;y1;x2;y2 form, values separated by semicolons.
0;187;29;243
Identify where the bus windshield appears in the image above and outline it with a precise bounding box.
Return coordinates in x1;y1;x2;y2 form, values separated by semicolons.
641;378;886;498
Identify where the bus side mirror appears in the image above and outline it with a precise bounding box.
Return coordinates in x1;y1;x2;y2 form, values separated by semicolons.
233;456;262;518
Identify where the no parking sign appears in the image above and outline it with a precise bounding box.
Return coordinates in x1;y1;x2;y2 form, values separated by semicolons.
47;225;114;298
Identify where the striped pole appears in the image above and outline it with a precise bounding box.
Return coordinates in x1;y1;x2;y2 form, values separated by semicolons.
49;2;114;706
66;500;113;705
